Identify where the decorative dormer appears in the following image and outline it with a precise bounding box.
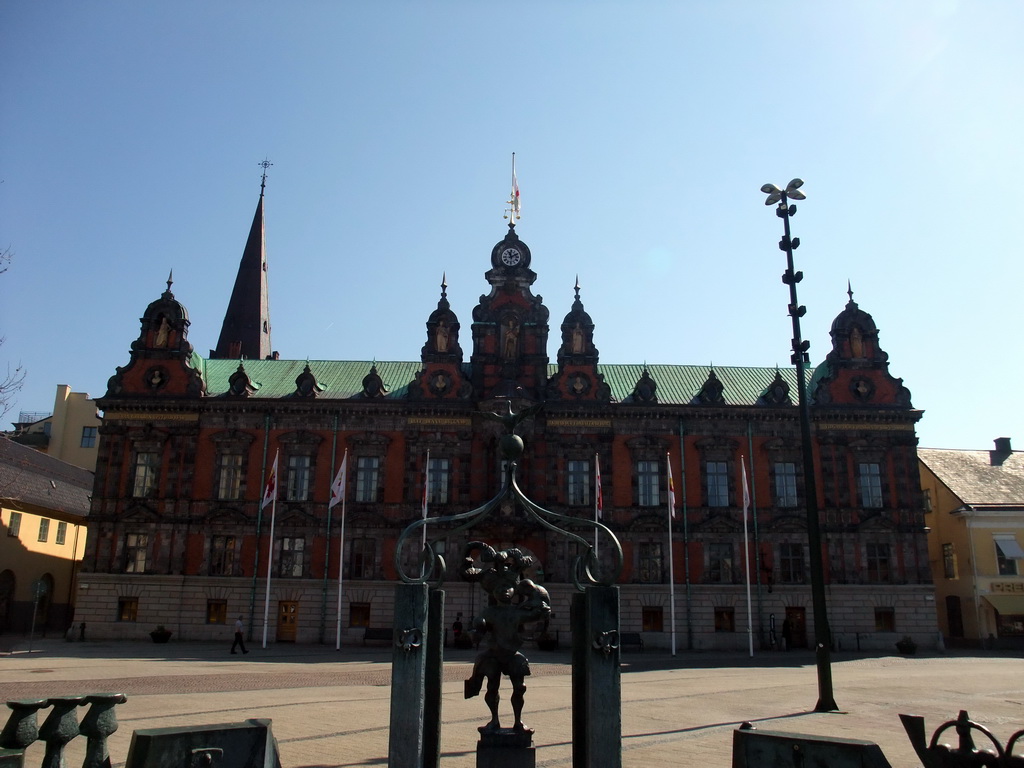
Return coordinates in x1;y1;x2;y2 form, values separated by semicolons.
629;367;658;404
226;363;258;397
811;286;913;407
546;278;610;401
360;364;387;399
105;274;205;398
695;368;726;405
409;277;471;400
758;368;792;406
470;224;549;400
293;364;323;398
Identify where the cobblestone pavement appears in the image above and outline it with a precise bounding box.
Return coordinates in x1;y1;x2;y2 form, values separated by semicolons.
2;638;1022;767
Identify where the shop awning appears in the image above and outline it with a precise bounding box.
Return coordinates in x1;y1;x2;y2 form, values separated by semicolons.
983;595;1024;615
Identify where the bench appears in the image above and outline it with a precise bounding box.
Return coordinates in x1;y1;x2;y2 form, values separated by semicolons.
363;627;392;646
620;632;644;652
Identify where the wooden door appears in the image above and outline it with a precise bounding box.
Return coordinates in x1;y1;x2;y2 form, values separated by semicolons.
276;601;298;642
785;606;807;649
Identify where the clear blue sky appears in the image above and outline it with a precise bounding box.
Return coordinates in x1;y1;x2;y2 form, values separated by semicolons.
2;1;1021;450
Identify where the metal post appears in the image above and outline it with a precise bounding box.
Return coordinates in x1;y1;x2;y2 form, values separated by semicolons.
763;179;837;711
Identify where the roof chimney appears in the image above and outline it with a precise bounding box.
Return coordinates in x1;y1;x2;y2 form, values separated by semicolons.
991;437;1012;466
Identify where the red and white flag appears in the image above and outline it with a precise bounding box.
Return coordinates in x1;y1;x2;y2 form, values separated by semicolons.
328;451;348;510
595;453;603;520
741;457;750;517
667;453;677;518
261;450;279;509
422;451;430;520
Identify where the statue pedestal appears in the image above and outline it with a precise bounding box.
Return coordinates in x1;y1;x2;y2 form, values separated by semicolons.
476;729;535;768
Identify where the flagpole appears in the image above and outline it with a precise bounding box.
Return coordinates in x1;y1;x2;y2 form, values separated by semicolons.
335;449;348;650
422;450;429;550
593;453;600;558
741;455;754;658
667;452;677;657
262;494;276;649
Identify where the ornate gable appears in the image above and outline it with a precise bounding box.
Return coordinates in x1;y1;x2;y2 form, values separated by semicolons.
470;224;550;400
546;279;610;402
409;276;471;400
105;275;206;398
811;287;912;408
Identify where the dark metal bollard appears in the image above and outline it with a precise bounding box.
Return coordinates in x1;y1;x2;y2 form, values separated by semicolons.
79;694;127;768
38;697;85;768
1;699;50;768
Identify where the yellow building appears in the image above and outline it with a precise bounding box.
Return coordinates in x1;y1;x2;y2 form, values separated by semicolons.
919;438;1024;649
0;437;91;637
9;385;101;471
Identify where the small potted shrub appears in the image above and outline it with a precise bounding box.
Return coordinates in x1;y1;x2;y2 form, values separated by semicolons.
150;625;172;643
895;635;916;655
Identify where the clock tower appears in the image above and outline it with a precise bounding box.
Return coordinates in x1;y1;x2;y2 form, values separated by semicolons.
470;224;549;400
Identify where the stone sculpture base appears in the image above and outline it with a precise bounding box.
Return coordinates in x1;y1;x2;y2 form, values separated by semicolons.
476;728;535;768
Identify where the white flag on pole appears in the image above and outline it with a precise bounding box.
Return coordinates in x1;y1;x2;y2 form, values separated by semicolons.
261;451;279;509
329;453;348;510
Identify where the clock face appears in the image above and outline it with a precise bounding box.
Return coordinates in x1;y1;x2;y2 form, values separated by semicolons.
500;247;522;266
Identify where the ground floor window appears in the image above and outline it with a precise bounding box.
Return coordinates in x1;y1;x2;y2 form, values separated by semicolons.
349;602;371;628
996;612;1024;637
714;607;735;632
874;607;896;632
117;597;138;622
641;606;663;632
207;599;227;624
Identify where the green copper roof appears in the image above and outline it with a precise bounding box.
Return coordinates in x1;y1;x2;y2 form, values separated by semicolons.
194;356;816;406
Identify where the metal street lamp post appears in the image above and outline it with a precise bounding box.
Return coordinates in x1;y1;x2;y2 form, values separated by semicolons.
761;179;838;712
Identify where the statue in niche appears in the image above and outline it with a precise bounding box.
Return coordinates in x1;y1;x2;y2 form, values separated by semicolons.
501;318;520;360
154;316;171;348
571;322;585;354
435;319;450;353
850;326;865;358
459;541;551;735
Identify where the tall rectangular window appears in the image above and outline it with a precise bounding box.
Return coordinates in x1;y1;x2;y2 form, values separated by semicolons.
714;607;736;633
567;460;590;506
866;542;891;582
637;460;660;507
779;542;805;583
995;535;1024;576
706;461;729;507
427;457;450;504
708;542;734;583
124;533;148;573
858;463;883;508
81;426;98;448
355;457;380;503
56;521;67;545
117;597;139;622
286;455;311;501
216;453;243;500
279;537;305;577
874;607;896;632
210;535;237;576
349;602;371;628
637;542;663;583
131;451;160;498
774;462;798;507
7;511;21;537
348;538;376;579
942;543;957;579
206;600;227;624
37;518;50;542
642;606;663;632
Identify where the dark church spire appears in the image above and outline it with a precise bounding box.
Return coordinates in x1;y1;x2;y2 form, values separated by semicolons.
211;165;273;360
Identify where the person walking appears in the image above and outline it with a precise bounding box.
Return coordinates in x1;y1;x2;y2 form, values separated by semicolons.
231;616;249;654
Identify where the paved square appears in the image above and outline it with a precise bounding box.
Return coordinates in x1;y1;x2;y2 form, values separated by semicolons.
2;639;1022;767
